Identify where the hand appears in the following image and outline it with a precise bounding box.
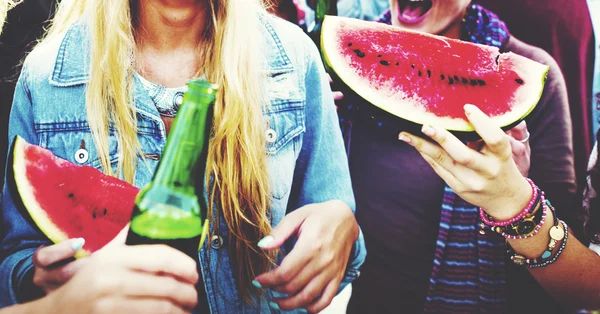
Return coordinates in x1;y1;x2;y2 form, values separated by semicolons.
43;245;199;314
327;74;344;102
32;223;131;294
32;238;88;294
506;121;531;177
398;104;533;220
253;200;359;313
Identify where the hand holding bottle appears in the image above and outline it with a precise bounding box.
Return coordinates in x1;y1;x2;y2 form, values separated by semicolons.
253;200;359;313
39;245;198;314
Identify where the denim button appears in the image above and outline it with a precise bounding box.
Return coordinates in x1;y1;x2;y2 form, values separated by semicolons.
266;129;277;143
210;235;223;249
74;148;89;164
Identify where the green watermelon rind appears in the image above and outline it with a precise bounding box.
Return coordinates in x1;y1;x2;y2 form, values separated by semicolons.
8;136;92;258
321;16;550;135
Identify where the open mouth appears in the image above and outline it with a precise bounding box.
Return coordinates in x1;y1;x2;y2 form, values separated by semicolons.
397;0;433;24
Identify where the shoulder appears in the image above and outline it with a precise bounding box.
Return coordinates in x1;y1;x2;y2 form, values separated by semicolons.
20;23;89;87
260;14;321;73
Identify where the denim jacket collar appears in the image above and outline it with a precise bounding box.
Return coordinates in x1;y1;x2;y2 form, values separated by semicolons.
47;14;295;90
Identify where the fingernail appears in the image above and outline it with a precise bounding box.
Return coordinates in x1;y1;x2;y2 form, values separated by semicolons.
71;238;85;251
421;125;435;137
464;104;475;115
269;302;280;310
398;133;411;143
257;236;274;248
252;280;262;289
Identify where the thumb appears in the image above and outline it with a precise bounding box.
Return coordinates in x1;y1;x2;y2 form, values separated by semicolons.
257;208;310;250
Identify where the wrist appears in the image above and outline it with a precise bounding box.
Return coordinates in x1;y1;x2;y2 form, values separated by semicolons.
485;177;533;221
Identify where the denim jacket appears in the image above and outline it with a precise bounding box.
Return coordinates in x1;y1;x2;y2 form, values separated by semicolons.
0;14;366;313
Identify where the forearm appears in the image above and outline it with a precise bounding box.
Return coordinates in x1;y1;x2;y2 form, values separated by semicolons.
507;213;600;309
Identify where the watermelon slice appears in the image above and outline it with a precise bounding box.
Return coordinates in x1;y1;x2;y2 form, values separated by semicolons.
322;16;550;135
8;136;140;257
9;137;211;257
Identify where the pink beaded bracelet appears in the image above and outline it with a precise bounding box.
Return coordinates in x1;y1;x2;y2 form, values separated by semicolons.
501;195;547;240
479;178;538;227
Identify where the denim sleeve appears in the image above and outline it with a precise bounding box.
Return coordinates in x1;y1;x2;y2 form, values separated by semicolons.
1;65;50;307
286;35;366;292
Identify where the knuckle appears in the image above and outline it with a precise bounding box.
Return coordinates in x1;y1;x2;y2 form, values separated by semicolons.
310;240;324;253
282;282;299;294
297;290;316;305
455;154;474;166
468;180;485;192
434;152;446;165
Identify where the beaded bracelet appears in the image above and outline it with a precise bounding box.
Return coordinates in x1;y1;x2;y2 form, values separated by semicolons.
480;178;538;227
509;220;568;268
526;220;568;269
500;195;546;240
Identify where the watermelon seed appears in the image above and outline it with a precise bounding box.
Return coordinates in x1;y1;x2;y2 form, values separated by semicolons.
347;43;352;47
92;212;96;219
427;70;431;78
461;78;468;84
470;79;477;86
103;209;107;216
515;78;524;85
448;78;454;84
353;49;365;58
495;55;500;65
377;54;382;58
411;64;415;69
453;75;459;81
477;80;486;86
395;62;399;66
68;193;74;199
380;60;390;66
440;74;445;80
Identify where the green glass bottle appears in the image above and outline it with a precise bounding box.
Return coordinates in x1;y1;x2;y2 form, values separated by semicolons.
308;0;337;68
125;79;217;259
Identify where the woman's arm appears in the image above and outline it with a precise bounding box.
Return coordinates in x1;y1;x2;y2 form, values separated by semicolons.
253;30;366;313
400;105;600;310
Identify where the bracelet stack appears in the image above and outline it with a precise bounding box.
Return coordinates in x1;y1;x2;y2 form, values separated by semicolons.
479;178;568;268
480;178;545;239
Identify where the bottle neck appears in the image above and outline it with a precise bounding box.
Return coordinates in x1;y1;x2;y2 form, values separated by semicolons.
315;0;337;23
152;93;213;193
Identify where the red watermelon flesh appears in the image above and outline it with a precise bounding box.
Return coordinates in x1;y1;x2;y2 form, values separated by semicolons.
322;16;549;132
10;136;139;256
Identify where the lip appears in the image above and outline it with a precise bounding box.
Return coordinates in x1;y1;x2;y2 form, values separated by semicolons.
396;1;432;25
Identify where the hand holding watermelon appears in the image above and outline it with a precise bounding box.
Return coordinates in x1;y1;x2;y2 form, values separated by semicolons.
31;238;89;294
506;121;531;177
398;104;533;221
31;224;131;294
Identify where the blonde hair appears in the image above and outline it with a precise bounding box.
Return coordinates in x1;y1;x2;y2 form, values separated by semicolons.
0;0;22;35
41;0;275;303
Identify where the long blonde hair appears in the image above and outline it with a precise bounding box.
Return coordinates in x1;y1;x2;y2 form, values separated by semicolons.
41;0;275;302
0;0;22;35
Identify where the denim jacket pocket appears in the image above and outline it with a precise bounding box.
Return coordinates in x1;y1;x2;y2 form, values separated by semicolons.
264;99;305;200
37;125;119;171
